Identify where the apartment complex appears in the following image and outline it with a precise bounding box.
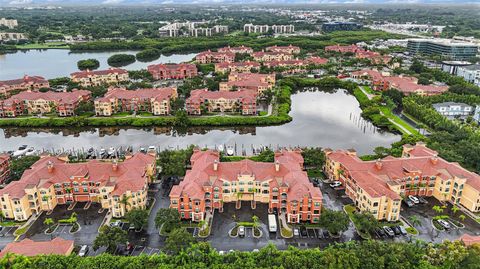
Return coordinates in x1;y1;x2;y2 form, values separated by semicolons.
215;61;260;74
218;45;254;54
169;149;322;223
266;45;301;55
0;75;49;97
219;73;275;93
251;51;293;62
195;50;235;64
243;24;295;34
158;21;228;37
186;88;257;115
432;102;473;120
0;32;25;41
0;18;18;29
325;44;363;54
0;90;91;117
94;87;177;116
70;68;129;87
351;69;448;96
322;22;363;32
324;143;480;221
0;154;10;184
407;39;478;60
147;63;198;80
0;152;156;221
456;64;480;87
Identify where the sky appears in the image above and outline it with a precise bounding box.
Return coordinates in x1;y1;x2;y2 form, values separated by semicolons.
0;0;477;5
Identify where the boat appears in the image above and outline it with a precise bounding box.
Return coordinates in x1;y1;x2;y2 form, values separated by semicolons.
226;146;234;156
217;144;224;152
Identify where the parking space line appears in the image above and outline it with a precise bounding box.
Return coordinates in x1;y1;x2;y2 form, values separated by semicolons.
139;246;146;255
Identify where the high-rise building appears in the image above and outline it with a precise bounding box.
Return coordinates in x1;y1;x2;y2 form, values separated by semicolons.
407;38;478;60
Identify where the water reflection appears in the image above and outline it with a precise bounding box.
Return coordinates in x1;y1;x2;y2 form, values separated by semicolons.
0;90;400;155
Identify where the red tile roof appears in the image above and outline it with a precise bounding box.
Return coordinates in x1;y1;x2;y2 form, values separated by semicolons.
70;68;128;78
0;153;155;199
215;61;260;69
458;234;480;246
97;87;176;103
325;44;364;53
0;75;48;87
147;63;196;72
187;88;257;104
265;45;301;54
1;90;90;106
217;46;253;54
307;57;329;65
0;238;74;257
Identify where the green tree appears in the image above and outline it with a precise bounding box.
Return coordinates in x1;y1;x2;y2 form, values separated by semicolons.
7;156;40;183
77;59;100;70
432;205;444;214
135;48;161;62
354;212;379;235
107;54;136;67
125;209;149;231
409;215;422;227
164;228;196;255
155;208;181;233
93;226;127;254
319;208;350;235
174;110;190;128
44;218;55;232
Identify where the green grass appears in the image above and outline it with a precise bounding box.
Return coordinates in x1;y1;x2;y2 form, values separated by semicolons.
0;221;25;227
378;106;420;136
13;225;29;236
362;86;376;95
16;42;69;49
344;205;372;240
307;168;324;178
111;112;132;117
406;227;419;235
281;227;293;237
258;111;268;116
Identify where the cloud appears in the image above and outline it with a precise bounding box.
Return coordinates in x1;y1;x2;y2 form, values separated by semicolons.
102;0;124;4
8;0;32;4
345;0;367;3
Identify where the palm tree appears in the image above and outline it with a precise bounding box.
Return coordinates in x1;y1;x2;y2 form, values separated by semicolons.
198;219;206;231
451;205;460;216
409;215;422;227
432;205;444;214
459;215;466;222
119;195;131;212
252;215;259;228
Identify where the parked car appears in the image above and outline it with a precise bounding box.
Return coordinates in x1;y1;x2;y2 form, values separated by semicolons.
403;199;415;208
322;230;330;238
375;227;386;237
329;181;342;188
128;223;135;231
148;146;156;152
238;226;245;237
437;219;451;230
399;226;408;236
218;250;225;255
13;145;29;157
418;197;428;204
110;220;122;228
383;226;395;237
24;147;36;156
392;226;401;236
252;249;259;252
300;226;307;237
317;229;323;239
293;227;299;236
408;195;420;204
78;245;89;257
125;242;134;254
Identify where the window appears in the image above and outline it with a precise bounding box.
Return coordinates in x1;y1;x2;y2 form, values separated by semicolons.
373;202;378;207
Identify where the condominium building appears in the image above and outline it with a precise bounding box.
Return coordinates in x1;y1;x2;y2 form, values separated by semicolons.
322;22;363;33
214;61;260;74
407;38;479;60
355;50;392;65
307;57;329;65
432;102;473;120
263;60;307;74
190;25;228;37
94;87;177;116
219;73;275;94
169;149;322;223
251;51;293;62
147;63;198;80
186;88;257;115
0;152;156;221
0;90;91;117
351;69;448;96
158;21;228;37
325;44;363;54
243;24;295;34
456;64;480;87
0;154;10;184
324;143;480;221
195;50;235;64
0;18;18;29
0;32;26;41
0;75;49;97
217;46;254;54
266;45;301;55
70;68;129;87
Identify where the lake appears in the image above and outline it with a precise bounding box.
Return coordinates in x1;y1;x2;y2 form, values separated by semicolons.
0;90;400;155
0;49;197;80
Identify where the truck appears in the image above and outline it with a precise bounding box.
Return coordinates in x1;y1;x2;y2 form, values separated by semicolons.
268;214;277;233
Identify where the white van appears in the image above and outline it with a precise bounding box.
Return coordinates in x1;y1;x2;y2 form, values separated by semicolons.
268;214;277;233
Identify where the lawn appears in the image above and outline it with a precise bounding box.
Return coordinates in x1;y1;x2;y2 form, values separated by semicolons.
0;220;25;227
379;107;420;136
16;42;70;49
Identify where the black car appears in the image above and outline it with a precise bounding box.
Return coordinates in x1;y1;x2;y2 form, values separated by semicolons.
375;227;386;237
322;230;330;238
300;226;307;237
316;229;323;239
392;226;401;236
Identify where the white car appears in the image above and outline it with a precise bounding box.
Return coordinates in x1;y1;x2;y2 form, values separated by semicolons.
408;195;420;204
13;145;29;157
437;219;451;229
293;227;299;236
218;250;225;255
78;245;89;257
330;181;342;188
24;147;36;156
148;146;156;152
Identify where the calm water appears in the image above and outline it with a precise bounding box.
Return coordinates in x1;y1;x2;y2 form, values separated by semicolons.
0;49;196;79
0;90;400;155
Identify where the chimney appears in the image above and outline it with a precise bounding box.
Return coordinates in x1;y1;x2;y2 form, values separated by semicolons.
375;159;383;170
112;159;118;171
430;156;438;165
47;161;54;173
213;159;218;171
275;160;280;172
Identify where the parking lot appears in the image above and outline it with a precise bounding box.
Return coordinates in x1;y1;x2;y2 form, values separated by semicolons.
0;226;17;237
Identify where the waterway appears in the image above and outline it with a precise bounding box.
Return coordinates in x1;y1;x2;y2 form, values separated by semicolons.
0;90;400;155
0;49;196;80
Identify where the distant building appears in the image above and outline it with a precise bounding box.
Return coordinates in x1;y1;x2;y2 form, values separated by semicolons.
0;32;26;41
186;88;257;115
251;51;293;62
0;238;74;257
0;18;18;29
219;73;275;94
325;44;363;54
0;75;49;97
456;64;480;87
322;22;363;32
147;63;198;80
70;68;129;87
441;61;472;75
265;45;301;55
243;24;294;34
158;21;228;37
94;87;177;116
407;38;478;60
0;90;91;117
432;102;473;120
215;61;260;74
217;45;254;54
195;50;235;64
